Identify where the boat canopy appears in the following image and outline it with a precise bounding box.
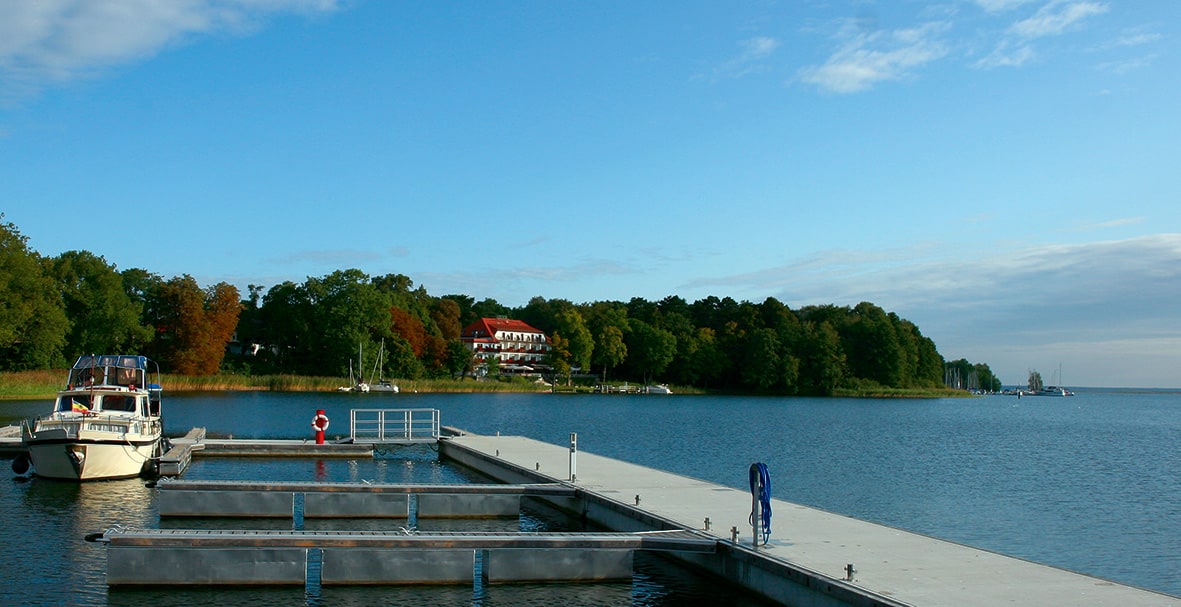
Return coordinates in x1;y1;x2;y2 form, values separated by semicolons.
68;355;150;389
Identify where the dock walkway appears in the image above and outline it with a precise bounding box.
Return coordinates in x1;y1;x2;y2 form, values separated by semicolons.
442;434;1177;607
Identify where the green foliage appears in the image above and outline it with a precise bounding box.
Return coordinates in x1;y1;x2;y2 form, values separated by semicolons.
1;215;970;393
624;319;677;384
944;358;1003;392
51;250;153;355
0;218;69;370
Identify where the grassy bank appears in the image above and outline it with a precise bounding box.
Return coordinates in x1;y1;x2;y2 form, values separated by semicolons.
832;386;973;398
0;370;554;399
0;370;61;399
2;370;961;400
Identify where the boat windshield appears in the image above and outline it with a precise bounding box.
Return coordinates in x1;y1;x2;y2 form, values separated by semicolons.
68;355;148;388
57;394;92;413
101;395;138;413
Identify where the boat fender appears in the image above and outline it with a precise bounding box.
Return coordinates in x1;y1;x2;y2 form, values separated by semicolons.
11;453;31;476
311;412;330;432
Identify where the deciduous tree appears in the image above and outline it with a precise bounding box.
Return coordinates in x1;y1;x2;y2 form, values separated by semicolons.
51;250;152;355
0;218;68;369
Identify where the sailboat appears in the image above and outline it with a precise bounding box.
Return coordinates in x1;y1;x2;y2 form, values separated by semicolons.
366;339;399;393
337;340;398;393
337;341;370;392
1031;364;1075;396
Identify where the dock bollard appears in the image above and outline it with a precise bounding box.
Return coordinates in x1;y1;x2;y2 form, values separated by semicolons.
569;432;577;482
845;563;856;581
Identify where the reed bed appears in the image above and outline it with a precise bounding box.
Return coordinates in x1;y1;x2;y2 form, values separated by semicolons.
6;370;933;399
0;370;551;399
833;386;970;398
0;370;63;398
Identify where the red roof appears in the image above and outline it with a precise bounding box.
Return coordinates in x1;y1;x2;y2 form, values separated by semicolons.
461;317;547;340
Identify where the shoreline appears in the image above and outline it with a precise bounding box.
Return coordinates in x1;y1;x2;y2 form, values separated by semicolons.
1;370;967;401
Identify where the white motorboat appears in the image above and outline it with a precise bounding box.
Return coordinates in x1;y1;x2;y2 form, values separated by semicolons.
644;384;673;395
17;355;165;481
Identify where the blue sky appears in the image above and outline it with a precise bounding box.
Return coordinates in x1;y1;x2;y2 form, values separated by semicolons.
2;1;1179;388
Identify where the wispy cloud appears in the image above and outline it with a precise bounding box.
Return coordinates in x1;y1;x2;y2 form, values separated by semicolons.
1008;1;1109;39
972;0;1039;13
1073;216;1144;231
798;21;950;93
702;36;780;81
1096;54;1157;74
1112;30;1163;47
0;0;340;99
976;0;1108;68
683;234;1181;381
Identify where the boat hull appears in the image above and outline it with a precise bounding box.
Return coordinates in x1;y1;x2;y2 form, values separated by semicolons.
26;436;160;481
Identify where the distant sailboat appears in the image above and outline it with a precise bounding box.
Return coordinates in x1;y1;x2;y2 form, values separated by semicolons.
367;339;399;393
1031;363;1074;396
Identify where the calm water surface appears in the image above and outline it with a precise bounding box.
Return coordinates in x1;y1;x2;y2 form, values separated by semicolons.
2;389;1178;605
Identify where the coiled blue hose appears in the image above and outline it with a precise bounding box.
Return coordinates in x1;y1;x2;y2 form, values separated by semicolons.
749;462;772;544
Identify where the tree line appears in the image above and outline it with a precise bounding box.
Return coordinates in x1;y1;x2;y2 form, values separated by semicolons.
2;217;1000;393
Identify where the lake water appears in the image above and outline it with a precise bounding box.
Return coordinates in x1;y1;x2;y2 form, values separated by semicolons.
2;389;1178;605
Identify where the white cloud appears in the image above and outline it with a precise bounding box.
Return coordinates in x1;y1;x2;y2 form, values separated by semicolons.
1074;216;1144;230
0;0;339;97
1113;31;1162;47
974;40;1035;68
972;0;1038;13
975;1;1108;69
741;36;780;59
798;21;950;93
702;36;780;81
683;234;1181;386
1096;54;1156;75
1008;1;1108;39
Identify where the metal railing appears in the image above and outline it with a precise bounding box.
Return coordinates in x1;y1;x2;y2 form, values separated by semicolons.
349;408;440;444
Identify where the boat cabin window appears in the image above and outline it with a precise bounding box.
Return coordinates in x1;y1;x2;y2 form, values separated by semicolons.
116;367;139;387
102;395;137;413
59;395;91;412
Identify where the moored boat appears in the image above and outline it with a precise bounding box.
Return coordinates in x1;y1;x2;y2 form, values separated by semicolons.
16;355;165;481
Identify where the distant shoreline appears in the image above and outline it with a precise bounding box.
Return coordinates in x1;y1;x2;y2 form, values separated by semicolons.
1;370;970;401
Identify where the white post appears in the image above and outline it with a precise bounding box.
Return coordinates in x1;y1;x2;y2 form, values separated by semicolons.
751;492;761;548
568;432;578;482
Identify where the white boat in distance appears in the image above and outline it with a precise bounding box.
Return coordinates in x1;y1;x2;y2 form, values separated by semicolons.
644;384;673;395
338;340;399;393
16;355;165;481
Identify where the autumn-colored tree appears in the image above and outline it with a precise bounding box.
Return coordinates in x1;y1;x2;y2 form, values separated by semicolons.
155;275;241;374
389;307;428;357
422;335;450;377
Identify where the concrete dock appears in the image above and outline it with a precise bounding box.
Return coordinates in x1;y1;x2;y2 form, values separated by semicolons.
155;480;578;518
439;433;1178;607
102;528;715;586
